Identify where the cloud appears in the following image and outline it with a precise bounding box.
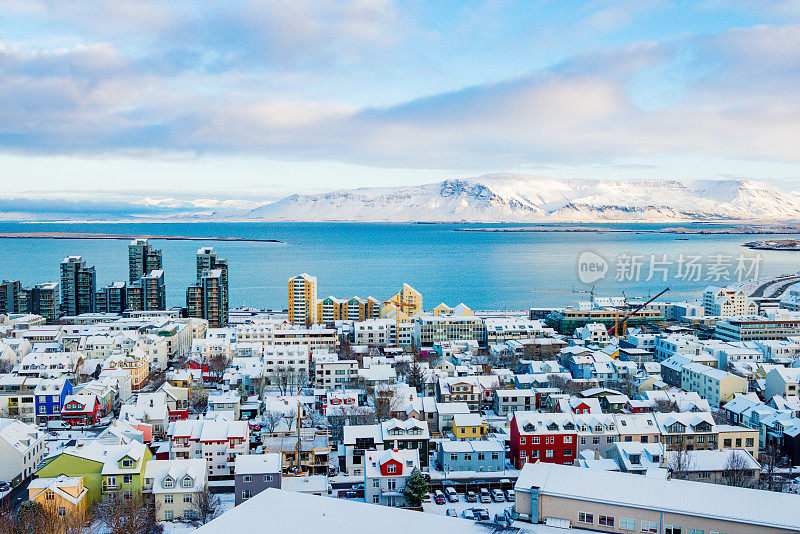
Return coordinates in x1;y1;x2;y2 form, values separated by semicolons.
1;16;800;172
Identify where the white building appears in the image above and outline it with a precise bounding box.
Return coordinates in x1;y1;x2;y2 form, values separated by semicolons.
167;419;249;480
703;286;757;317
0;418;46;484
364;448;420;507
143;459;208;521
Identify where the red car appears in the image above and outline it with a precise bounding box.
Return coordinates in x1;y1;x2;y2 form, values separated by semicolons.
432;490;446;505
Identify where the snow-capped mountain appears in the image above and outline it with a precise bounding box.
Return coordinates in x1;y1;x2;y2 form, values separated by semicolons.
246;174;800;222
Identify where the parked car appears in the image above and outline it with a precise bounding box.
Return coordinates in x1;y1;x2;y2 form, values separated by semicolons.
0;482;10;492
465;490;477;503
461;509;476;520
491;489;505;502
433;490;446;505
494;513;510;526
444;487;459;502
446;509;458;517
472;508;491;521
479;488;491;503
504;489;515;502
421;493;431;503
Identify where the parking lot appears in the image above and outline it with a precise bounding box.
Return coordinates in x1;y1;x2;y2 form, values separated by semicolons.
422;491;515;524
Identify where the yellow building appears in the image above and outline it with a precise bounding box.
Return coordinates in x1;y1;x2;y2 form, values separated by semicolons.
288;273;318;327
380;303;413;323
452;413;487;440
104;352;150;391
317;296;344;326
28;475;89;519
385;283;422;317
717;424;759;457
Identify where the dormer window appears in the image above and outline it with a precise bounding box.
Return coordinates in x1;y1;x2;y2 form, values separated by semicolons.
121;458;133;468
387;464;397;474
163;477;174;488
181;477;193;488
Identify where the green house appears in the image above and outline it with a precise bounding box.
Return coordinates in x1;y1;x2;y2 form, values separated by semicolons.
35;440;151;504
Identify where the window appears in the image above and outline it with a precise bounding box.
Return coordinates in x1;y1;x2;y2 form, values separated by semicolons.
184;495;192;503
520;437;526;445
665;526;682;534
578;512;593;524
163;478;173;488
45;491;55;501
243;475;252;483
165;511;174;520
688;529;704;534
746;438;754;447
620;517;636;530
242;490;252;499
121;459;133;468
372;495;380;503
58;507;66;517
182;477;192;488
164;495;173;504
264;475;273;482
531;450;539;458
564;436;572;443
545;450;553;458
599;515;614;527
123;475;132;484
563;448;572;456
641;520;658;532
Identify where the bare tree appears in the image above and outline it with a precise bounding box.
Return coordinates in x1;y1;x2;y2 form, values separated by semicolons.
653;398;679;413
405;362;426;394
189;486;221;526
283;406;299;432
723;450;755;488
207;354;228;382
189;386;209;413
760;444;789;492
371;388;404;422
668;442;695;480
94;492;159;534
263;410;284;434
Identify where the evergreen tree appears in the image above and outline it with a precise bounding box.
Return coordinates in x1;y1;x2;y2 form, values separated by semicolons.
402;468;429;507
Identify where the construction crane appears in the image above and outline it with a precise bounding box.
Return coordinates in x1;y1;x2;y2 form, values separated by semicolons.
608;287;670;337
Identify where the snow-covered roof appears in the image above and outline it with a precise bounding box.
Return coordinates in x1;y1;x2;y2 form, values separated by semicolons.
144;459;206;494
235;452;282;475
516;462;800;531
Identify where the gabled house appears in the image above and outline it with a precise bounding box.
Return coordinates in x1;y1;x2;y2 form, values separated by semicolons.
143;459;207;521
61;394;101;426
34;377;72;423
511;412;577;468
0;417;46;484
28;475;89;519
364;448;419;507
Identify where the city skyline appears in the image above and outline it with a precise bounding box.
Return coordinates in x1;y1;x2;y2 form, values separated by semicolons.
2;1;800;210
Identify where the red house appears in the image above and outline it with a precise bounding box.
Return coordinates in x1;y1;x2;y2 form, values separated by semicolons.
60;394;101;426
510;412;577;469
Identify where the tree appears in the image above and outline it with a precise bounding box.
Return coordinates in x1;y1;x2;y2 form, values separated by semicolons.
760;444;789;492
402;468;429;507
94;492;160;534
653;398;679;413
406;362;426;394
207;354;228;382
723;450;755;488
189;486;221;526
189;386;209;413
668;442;695;480
263;410;284;434
283;406;299;432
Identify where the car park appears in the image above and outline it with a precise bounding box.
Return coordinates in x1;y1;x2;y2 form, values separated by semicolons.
444;487;459;502
465;490;477;502
479;488;492;503
491;489;505;502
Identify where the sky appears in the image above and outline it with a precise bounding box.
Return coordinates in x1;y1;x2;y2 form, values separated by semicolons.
2;0;800;207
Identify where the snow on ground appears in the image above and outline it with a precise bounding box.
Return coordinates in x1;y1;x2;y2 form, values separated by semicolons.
160;493;235;534
422;495;513;521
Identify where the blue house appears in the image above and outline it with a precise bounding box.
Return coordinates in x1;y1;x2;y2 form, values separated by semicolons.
34;377;72;423
436;439;505;473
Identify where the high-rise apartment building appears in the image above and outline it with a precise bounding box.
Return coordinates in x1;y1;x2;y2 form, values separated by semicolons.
60;256;96;316
128;238;163;284
288;273;317;327
26;282;60;323
187;248;228;328
127;270;166;311
95;282;127;314
0;280;22;314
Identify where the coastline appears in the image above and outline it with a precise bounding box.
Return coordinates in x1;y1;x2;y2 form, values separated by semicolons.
0;232;284;243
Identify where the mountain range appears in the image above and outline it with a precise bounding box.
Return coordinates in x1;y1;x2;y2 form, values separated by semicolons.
4;175;800;223
244;174;800;222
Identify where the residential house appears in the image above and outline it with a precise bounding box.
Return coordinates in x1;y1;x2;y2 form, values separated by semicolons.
60;394;101;426
34;377;72;423
511;412;577;468
655;412;717;451
28;475;89;519
167;418;249;480
451;413;487;441
716;424;759;457
234;453;281;505
436;439;504;473
143;459;207;521
0;418;46;484
364;448;419;507
613;413;662;445
666;448;760;486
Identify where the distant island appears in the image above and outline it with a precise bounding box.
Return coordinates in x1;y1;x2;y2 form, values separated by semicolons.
0;232;283;243
743;239;800;251
456;225;800;234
